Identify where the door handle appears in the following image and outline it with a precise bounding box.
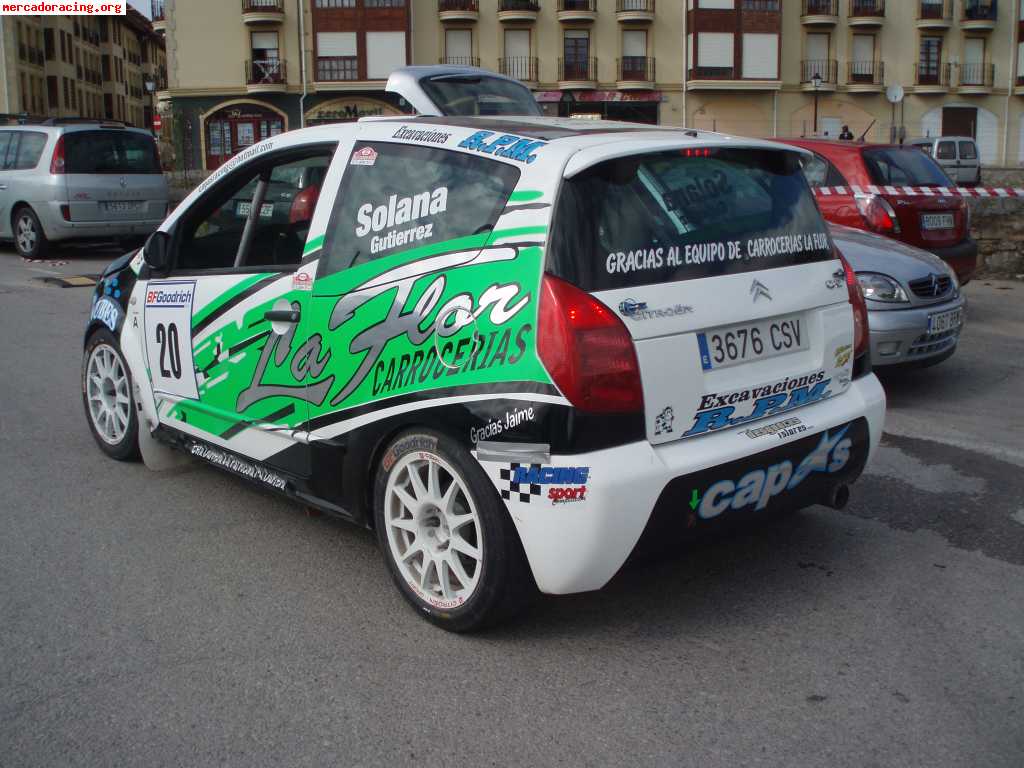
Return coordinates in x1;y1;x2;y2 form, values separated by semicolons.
0;184;7;190
264;308;300;323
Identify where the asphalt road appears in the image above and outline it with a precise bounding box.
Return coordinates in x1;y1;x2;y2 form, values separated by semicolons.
1;247;1022;768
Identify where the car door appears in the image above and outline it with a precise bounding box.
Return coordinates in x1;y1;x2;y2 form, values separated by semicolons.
934;140;958;182
142;142;338;476
0;131;15;238
957;139;980;185
802;152;859;228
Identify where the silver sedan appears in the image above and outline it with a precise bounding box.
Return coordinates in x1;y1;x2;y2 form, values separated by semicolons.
830;224;965;368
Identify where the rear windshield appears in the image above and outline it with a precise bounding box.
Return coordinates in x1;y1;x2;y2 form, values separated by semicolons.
419;75;542;117
549;148;833;291
64;130;161;174
862;147;950;187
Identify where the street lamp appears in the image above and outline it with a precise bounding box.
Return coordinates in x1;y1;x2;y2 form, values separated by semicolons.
144;79;156;94
812;72;822;136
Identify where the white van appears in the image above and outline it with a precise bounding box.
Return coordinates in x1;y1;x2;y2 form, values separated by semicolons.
910;136;982;186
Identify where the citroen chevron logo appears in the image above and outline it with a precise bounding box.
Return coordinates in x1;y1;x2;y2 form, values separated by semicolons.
750;280;772;302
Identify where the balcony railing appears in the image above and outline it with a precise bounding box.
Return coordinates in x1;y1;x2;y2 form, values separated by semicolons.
317;56;358;81
688;66;735;80
559;57;597;81
440;56;480;66
848;60;884;84
618;56;654;81
438;0;479;11
803;0;838;15
918;0;951;20
915;62;951;86
559;0;595;10
741;0;780;9
500;0;540;10
499;55;538;81
801;59;838;84
245;58;286;85
617;0;655;11
962;0;996;20
959;62;995;86
151;0;165;20
849;0;884;17
242;0;284;12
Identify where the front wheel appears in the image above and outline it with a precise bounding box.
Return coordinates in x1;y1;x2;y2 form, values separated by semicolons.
82;329;140;461
374;430;534;632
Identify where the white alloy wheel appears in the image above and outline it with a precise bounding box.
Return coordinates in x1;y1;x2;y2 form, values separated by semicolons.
85;343;132;445
384;452;483;610
16;212;38;255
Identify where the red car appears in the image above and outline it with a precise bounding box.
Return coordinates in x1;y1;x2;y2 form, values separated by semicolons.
779;139;977;283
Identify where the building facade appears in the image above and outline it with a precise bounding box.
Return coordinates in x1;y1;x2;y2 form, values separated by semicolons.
682;0;1024;167
157;0;413;172
0;9;164;129
159;0;1024;172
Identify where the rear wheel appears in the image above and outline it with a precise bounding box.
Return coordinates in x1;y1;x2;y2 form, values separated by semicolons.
13;206;49;260
374;430;534;632
82;329;140;461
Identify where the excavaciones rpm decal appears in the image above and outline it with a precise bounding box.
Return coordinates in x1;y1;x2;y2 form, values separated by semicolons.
163;224;551;438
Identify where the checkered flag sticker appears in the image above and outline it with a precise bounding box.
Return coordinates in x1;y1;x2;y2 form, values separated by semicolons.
499;463;543;504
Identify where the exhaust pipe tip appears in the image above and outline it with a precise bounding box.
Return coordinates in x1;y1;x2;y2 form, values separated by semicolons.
826;484;850;511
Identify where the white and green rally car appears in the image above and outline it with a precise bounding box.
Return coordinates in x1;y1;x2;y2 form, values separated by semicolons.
82;68;885;631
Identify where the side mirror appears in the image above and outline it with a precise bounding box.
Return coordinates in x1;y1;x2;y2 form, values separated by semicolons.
143;230;171;273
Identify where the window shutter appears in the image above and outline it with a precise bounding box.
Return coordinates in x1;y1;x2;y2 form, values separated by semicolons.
317;32;356;57
366;31;406;79
697;33;733;68
742;34;778;79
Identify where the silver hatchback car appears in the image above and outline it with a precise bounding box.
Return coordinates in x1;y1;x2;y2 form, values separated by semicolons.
0;120;168;259
830;224;965;368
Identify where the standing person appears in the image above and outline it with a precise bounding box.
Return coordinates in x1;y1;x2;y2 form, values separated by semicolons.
839;124;855;141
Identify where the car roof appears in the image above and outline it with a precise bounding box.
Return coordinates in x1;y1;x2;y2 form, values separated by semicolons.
910;135;975;143
779;138;925;153
297;114;807;158
2;121;153;136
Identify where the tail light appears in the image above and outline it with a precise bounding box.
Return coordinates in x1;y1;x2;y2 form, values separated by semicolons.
60;204;71;221
854;193;900;235
537;274;644;413
840;251;869;360
289;184;321;225
50;135;66;174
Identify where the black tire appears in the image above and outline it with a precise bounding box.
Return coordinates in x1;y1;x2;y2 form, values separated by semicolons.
373;429;535;632
82;329;141;461
12;206;50;260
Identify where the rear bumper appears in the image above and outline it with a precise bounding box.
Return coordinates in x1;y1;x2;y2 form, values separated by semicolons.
37;202;164;242
928;238;978;284
479;375;886;595
868;294;965;366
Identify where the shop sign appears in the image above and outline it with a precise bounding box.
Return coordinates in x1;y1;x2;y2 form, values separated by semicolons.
306;98;402;123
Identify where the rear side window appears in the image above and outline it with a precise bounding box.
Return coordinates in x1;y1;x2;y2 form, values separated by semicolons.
800;153;848;189
320;142;520;277
863;147;950;186
3;131;48;170
958;141;978;160
549;148;833;291
64;130;161;174
0;132;12;165
936;141;956;160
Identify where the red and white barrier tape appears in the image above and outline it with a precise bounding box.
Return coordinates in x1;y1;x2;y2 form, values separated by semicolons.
813;185;1024;198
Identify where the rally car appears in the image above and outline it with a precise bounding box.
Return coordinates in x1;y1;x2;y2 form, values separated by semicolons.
82;68;885;631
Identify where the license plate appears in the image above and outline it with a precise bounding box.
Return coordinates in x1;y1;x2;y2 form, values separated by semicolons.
698;314;807;371
102;201;143;213
928;307;962;334
236;202;274;219
921;213;955;230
